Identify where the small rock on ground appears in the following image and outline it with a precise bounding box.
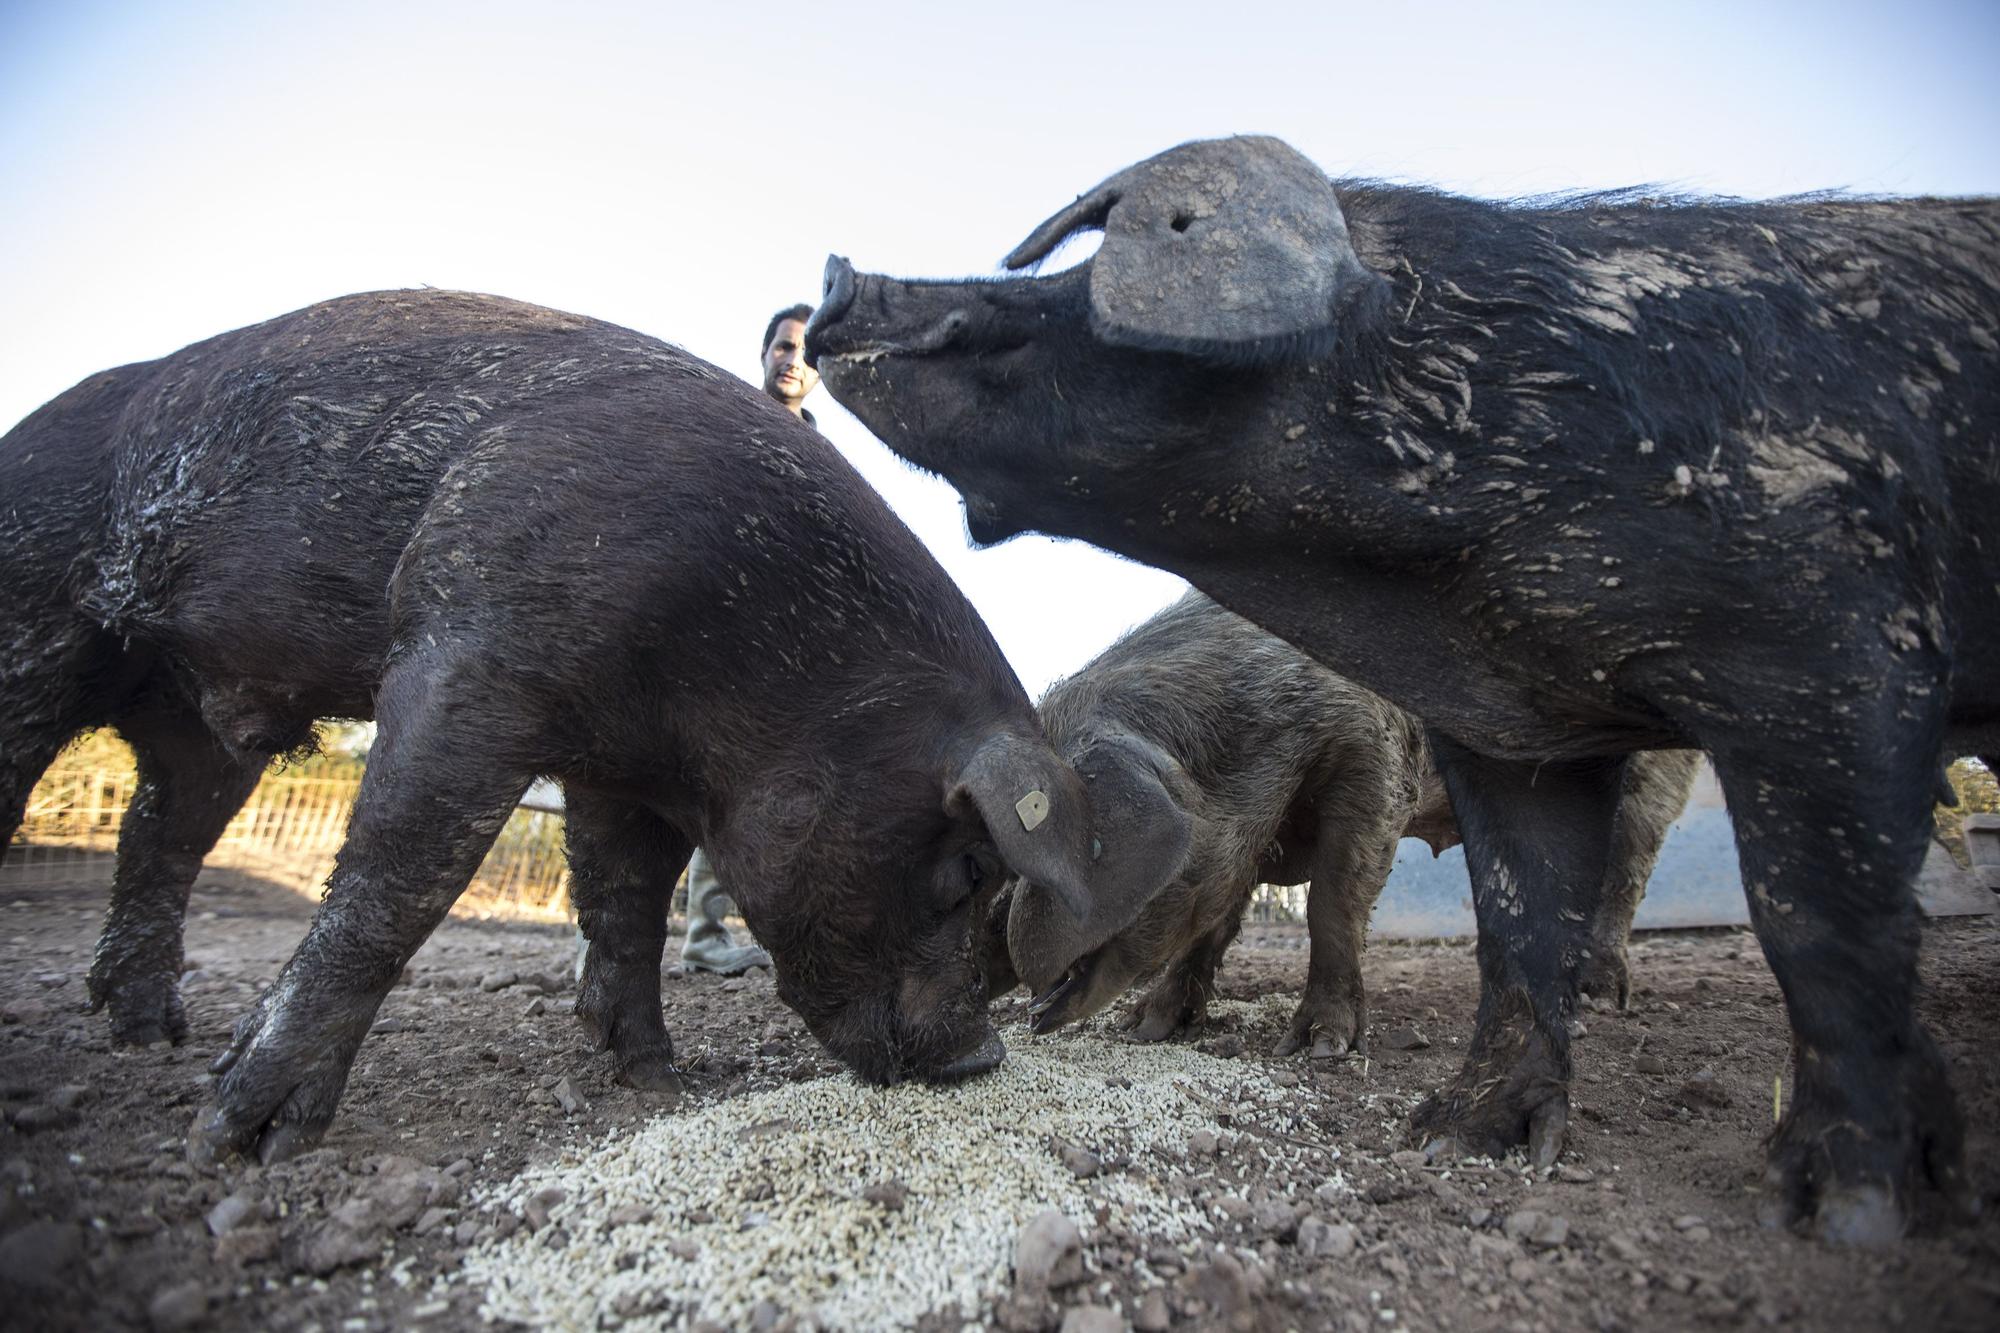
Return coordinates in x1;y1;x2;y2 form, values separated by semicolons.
1382;1024;1430;1050
863;1180;909;1210
1060;1305;1125;1333
1298;1216;1358;1259
206;1191;259;1236
1015;1210;1083;1295
1504;1209;1570;1249
0;1220;81;1288
213;1225;279;1267
1060;1146;1102;1179
147;1280;208;1332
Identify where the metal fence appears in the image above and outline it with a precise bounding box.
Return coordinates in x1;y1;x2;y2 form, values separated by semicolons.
1246;882;1308;924
4;751;574;920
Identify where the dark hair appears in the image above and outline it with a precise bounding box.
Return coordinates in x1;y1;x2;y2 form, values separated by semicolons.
761;303;815;358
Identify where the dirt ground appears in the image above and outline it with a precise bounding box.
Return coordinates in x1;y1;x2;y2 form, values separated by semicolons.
1;869;1996;1332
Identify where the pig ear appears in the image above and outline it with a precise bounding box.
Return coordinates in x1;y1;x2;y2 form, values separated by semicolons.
1005;135;1379;364
949;732;1192;932
950;734;1096;921
1059;733;1194;942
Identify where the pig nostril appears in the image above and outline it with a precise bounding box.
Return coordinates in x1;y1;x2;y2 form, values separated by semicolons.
817;255;856;328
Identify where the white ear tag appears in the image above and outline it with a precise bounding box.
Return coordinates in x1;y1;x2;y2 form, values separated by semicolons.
1015;789;1050;832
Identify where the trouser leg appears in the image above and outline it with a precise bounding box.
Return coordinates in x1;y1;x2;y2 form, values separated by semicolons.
680;846;771;974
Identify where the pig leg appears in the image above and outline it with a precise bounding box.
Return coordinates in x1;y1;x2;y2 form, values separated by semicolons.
190;660;527;1166
1408;737;1629;1170
1;719;82;864
1576;750;1700;1008
1274;825;1400;1059
85;708;268;1045
566;790;691;1097
1121;910;1244;1042
1;623;120;856
1707;739;1967;1244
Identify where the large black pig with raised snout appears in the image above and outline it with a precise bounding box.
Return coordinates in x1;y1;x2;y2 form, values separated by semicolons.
0;289;1187;1165
806;135;2000;1242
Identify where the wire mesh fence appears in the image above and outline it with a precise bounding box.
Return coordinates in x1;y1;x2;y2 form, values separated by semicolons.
4;743;574;920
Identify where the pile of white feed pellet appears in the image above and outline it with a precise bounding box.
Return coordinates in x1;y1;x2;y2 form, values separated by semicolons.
462;997;1345;1330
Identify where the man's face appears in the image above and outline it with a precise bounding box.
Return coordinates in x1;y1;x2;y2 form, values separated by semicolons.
761;318;819;412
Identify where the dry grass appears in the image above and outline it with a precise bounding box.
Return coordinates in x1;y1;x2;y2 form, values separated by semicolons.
1937;758;2000;868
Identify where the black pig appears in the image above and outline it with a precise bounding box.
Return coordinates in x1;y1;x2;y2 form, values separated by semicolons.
807;136;2000;1241
987;592;1696;1054
0;290;1187;1163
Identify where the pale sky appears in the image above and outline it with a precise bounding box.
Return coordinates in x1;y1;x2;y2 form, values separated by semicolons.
5;0;1996;694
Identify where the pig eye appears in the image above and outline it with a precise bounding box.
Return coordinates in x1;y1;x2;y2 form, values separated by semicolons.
955;848;1002;907
933;846;1003;917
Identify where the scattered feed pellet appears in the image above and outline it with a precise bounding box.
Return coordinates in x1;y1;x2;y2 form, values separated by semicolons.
463;998;1346;1329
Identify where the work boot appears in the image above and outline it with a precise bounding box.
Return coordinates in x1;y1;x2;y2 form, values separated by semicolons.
681;849;771;975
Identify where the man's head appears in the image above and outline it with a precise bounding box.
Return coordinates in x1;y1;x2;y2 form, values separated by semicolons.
761;302;819;415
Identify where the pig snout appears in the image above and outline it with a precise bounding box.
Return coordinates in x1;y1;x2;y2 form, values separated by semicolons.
806;258;971;370
893;966;1006;1084
807;255;857;361
929;1027;1007;1082
794;958;1005;1089
1006;879;1093;995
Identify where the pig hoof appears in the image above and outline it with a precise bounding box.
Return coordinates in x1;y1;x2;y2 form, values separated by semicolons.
1416;1064;1568;1160
189;1075;339;1165
1118;981;1206;1043
1309;1033;1353;1061
1272;995;1363;1058
188;1095;327;1169
1120;1007;1189;1043
1575;950;1630;1010
108;992;189;1047
575;962;679;1065
575;987;681;1097
1760;1171;1910;1246
1811;1185;1906;1246
191;1000;367;1166
1412;1087;1570;1168
1761;1040;1971;1242
615;1053;686;1100
85;962;190;1046
1410;987;1570;1163
1527;1096;1568;1169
